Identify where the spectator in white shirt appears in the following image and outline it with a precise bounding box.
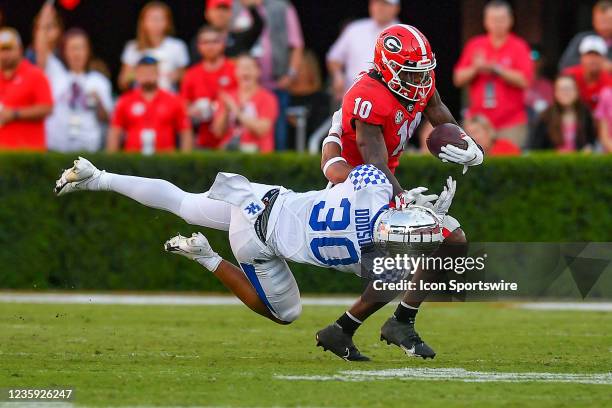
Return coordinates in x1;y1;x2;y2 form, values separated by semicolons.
43;29;113;152
327;0;400;101
118;1;189;91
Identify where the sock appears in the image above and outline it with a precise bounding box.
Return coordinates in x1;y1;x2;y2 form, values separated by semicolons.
335;312;362;336
394;302;419;323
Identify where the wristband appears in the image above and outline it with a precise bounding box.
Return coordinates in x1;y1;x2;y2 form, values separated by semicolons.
322;135;342;149
323;156;347;176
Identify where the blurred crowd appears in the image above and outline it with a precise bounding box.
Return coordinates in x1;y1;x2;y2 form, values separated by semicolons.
0;0;611;155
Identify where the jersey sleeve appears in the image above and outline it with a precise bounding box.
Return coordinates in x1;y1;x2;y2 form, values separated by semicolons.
342;78;392;128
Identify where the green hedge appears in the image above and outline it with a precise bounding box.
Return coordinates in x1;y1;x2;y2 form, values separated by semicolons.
1;152;611;292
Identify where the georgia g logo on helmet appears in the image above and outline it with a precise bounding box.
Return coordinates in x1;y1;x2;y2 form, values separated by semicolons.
383;36;402;54
374;24;437;102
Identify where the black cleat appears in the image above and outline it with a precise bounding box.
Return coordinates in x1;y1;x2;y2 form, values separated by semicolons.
380;316;436;359
315;324;370;362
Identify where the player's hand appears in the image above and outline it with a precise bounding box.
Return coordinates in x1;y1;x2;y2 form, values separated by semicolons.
395;187;438;209
431;176;456;216
439;135;484;174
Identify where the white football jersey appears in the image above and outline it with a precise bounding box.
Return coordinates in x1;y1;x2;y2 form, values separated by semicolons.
270;165;393;274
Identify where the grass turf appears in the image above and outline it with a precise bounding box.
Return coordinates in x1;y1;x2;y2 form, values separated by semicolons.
1;301;611;407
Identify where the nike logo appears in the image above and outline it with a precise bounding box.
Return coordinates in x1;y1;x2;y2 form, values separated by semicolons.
343;348;350;358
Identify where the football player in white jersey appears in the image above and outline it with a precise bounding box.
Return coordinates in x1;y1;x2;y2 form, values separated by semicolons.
54;157;454;343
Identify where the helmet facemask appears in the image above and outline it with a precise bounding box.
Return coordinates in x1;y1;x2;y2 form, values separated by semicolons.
381;52;436;102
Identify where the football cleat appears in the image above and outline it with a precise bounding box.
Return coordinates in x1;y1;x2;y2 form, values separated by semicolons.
164;232;222;272
315;324;370;362
380;316;436;359
54;157;106;196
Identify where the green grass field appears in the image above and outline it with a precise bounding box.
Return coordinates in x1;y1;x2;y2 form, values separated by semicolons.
1;301;611;407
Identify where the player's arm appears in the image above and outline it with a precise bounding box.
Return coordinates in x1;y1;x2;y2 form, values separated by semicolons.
425;90;484;173
321;109;353;185
423;90;459;127
355;120;403;196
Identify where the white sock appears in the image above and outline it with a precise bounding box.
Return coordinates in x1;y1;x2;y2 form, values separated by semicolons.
100;173;231;231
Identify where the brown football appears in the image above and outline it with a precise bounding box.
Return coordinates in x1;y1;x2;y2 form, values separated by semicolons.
426;123;468;157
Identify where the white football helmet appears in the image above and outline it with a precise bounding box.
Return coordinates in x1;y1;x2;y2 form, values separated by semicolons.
374;205;443;252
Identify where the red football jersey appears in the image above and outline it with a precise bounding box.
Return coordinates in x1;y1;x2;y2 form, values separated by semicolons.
341;71;434;173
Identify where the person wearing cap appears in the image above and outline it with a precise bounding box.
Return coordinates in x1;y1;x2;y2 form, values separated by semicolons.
559;0;612;71
118;1;189;91
107;56;193;154
0;27;53;151
562;35;612;111
327;0;400;101
190;0;263;62
182;25;237;149
454;0;534;149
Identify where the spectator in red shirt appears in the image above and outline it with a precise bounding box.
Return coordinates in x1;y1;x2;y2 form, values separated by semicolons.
181;25;237;149
218;54;278;153
453;0;534;149
107;56;193;154
464;114;521;156
0;28;53;150
563;35;612;111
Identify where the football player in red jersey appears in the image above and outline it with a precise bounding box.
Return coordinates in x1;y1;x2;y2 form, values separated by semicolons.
316;24;484;361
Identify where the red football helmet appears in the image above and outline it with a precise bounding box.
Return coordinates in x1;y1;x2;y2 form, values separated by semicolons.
374;24;436;102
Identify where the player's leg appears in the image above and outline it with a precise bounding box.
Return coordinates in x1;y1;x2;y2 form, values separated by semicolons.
227;204;302;324
318;217;466;361
381;217;467;359
165;233;287;324
54;157;231;231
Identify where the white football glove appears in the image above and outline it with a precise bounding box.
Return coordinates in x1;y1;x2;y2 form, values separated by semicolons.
431;176;456;217
395;187;439;209
439;134;484;174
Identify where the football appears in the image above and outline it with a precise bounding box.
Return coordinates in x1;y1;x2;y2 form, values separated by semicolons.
426;123;468;157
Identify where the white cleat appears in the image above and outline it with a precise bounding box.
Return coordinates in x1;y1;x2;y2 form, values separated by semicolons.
54;157;105;196
164;232;222;271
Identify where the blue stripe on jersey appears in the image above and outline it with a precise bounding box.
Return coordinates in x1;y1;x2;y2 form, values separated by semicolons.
240;263;276;314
